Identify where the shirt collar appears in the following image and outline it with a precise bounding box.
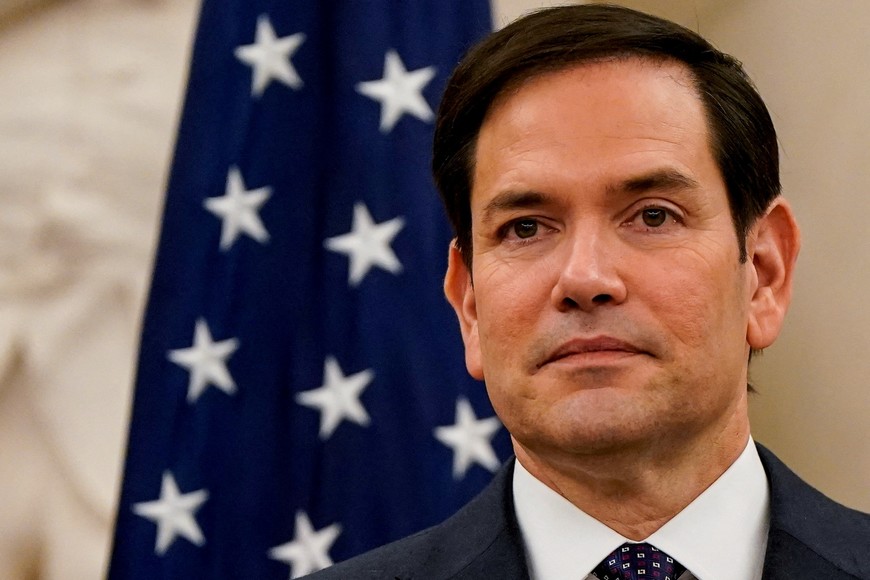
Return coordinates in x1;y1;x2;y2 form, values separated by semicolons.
512;437;770;580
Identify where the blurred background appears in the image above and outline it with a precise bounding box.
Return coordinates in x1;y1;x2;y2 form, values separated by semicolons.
1;0;867;577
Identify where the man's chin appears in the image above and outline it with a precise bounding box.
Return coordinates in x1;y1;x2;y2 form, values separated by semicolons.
511;402;681;458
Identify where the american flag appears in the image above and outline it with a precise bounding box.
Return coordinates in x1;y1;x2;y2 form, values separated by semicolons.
107;1;508;578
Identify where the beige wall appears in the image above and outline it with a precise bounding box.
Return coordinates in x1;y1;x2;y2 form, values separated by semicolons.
495;0;870;512
1;0;867;578
0;0;199;577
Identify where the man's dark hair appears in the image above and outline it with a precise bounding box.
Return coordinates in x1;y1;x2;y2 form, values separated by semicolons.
432;3;780;267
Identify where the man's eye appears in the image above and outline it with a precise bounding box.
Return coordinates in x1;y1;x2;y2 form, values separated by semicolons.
641;208;668;227
512;219;539;239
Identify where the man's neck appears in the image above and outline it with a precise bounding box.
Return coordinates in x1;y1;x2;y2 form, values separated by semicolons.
513;421;750;540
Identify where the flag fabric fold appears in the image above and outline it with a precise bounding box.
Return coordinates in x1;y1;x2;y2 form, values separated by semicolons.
108;1;506;578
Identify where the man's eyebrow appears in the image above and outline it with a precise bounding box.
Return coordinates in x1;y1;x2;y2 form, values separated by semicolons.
478;170;699;223
479;191;546;224
610;169;701;195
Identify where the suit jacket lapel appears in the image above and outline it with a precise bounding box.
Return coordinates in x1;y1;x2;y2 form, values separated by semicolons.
448;458;528;579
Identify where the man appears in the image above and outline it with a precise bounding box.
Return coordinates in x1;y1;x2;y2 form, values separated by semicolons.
307;5;870;579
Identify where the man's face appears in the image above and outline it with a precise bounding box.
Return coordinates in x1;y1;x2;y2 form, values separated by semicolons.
447;59;762;458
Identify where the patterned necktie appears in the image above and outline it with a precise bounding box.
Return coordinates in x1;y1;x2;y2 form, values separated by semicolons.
590;542;686;580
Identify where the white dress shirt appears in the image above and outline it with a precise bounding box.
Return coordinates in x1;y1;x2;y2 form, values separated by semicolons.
512;438;770;580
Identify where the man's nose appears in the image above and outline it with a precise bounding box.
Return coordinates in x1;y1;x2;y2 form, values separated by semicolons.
550;228;627;312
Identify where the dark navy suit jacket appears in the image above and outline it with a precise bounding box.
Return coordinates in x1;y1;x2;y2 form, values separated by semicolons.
305;444;870;579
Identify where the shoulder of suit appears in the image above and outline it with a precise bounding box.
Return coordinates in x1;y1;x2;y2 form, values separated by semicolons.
302;460;527;579
757;443;870;578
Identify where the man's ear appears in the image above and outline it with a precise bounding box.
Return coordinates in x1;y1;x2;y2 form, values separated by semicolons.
444;243;484;380
747;197;801;349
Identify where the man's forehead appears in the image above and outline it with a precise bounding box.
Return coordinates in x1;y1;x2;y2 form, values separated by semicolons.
473;57;708;176
482;54;700;125
471;57;712;203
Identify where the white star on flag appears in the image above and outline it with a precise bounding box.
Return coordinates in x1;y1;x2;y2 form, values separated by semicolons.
268;511;342;578
204;166;271;251
324;201;405;286
234;14;306;97
167;318;239;402
132;471;209;556
435;397;502;479
296;356;373;439
356;49;436;133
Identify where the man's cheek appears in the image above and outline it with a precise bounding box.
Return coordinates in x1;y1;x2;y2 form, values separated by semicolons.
480;304;533;350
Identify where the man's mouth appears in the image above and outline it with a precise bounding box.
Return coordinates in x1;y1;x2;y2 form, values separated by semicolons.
538;336;646;368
